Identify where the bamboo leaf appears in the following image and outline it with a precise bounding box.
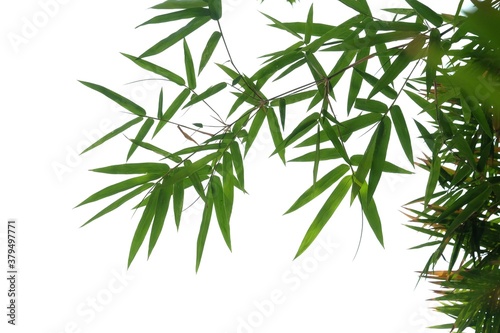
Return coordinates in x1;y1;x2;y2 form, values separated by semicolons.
390;105;414;164
211;176;231;250
121;54;186;86
79;81;146;116
304;4;314;44
245;107;267;155
359;182;384;247
128;186;160;267
368;117;391;202
127;139;182;163
289;148;342;163
137;8;210;27
405;0;443;27
222;152;234;220
261;12;302;39
266;107;286;164
154;88;191;136
347;47;369;113
184;82;227;108
196;181;214;272
279;98;286;129
183;39;196;89
76;174;162;207
368;34;426;99
230;141;245;190
81;117;142;154
127;118;155;161
271;112;319;156
173;181;185;229
91;163;170;175
207;0;222;20
199;31;221;74
148;183;173;257
285;164;349;214
81;183;154;227
152;0;208;9
140;16;211;58
354;98;388;113
295;175;352;258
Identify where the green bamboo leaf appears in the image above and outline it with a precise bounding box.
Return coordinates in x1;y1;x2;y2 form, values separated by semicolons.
338;0;369;14
137;8;210;27
289;148;341;163
207;0;222;20
79;81;146;116
128;186;160;267
323;31;420;52
185;160;207;201
350;155;412;174
222;152;234;220
304;4;314;44
351;127;377;202
81;117;142;154
211;176;231;250
76;173;161;207
252;53;303;83
148;183;173;257
362;20;427;32
426;28;442;96
269;22;334;37
154;88;191;136
347;47;369;113
285;164;349;214
199;31;221;74
230;141;245;190
270;90;317;106
127;139;182;163
140;16;211;58
273;59;307;82
354;98;388;113
271;112;319;156
359;182;384;247
295;175;352;258
183;39;196;89
157;89;163;119
405;0;443;27
184;82;227;108
260;12;301;39
121;54;185;86
165;152;220;186
425;143;442;205
279;98;286;129
328;50;357;88
390;105;414;164
152;0;208;9
81;183;154;227
367;117;391;201
175;143;227;156
313;125;320;183
91;163;170;175
127;118;155;161
266;107;286;164
320;117;350;164
368;34;426;99
245;107;267;156
173;181;184;229
196;181;214;272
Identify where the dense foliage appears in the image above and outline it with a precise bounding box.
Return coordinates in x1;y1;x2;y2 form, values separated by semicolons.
78;0;500;331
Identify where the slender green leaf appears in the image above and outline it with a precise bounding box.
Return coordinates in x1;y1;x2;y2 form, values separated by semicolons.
266;107;286;164
81;117;142;154
279;98;286;129
261;12;301;39
304;4;314;44
245;107;267;155
359;182;384;247
230;142;245;190
207;0;222;20
295;175;352;258
128;186;160;267
152;0;208;9
121;54;185;86
222;152;234;220
271;112;319;156
127;118;155;161
211;176;231;250
79;81;146;116
184;82;227;108
173;181;185;229
405;0;443;27
137;8;210;27
140;16;211;58
148;183;173;257
81;183;154;227
127;139;182;163
368;117;391;201
390;105;414;164
183;39;196;89
76;173;161;207
348;47;369;113
155;88;191;136
354;98;388;113
285;164;349;214
196;181;214;272
91;163;170;175
199;31;221;74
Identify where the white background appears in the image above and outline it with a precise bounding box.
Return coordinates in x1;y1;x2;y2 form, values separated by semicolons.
1;0;470;332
